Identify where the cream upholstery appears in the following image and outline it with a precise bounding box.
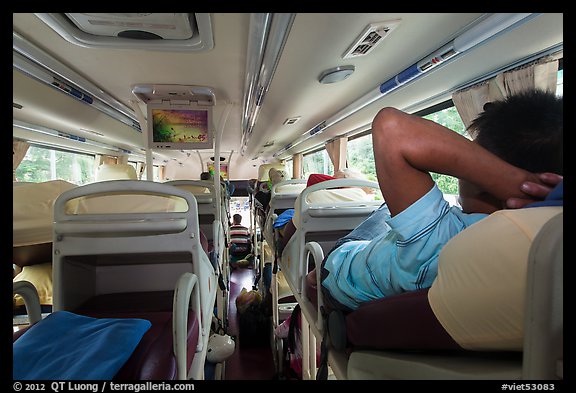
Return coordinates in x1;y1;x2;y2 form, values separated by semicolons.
13;180;77;246
96;164;137;181
428;206;563;351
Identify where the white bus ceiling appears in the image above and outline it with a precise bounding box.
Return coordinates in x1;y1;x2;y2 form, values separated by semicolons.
13;13;563;180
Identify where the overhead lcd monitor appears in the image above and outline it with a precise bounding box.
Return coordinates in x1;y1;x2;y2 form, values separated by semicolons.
147;102;213;150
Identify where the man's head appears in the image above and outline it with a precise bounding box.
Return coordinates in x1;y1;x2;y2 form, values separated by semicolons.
468;88;563;175
459;88;562;213
232;214;242;225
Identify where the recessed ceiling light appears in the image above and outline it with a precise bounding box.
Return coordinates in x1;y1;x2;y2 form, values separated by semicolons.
318;65;355;84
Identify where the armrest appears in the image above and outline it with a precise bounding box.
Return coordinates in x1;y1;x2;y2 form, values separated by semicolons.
303;241;325;333
522;212;563;379
172;272;202;380
13;280;42;325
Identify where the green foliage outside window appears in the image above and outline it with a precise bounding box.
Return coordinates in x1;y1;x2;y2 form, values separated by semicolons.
304;106;467;199
15;145;95;185
424;107;467;196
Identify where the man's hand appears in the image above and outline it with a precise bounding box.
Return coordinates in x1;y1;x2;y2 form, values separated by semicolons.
506;173;563;209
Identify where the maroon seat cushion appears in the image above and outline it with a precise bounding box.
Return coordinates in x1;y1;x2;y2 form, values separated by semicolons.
76;291;200;380
305;278;461;351
346;288;462;350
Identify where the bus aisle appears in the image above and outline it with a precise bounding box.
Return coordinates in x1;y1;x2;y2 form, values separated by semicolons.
224;265;276;380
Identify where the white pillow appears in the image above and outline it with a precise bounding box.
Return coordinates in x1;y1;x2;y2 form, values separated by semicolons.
293;188;370;229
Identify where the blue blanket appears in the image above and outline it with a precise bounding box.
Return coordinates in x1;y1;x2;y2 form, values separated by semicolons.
13;311;151;380
274;209;294;228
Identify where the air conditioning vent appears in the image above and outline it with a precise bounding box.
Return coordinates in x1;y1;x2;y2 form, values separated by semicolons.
343;20;401;59
34;13;214;52
283;116;301;125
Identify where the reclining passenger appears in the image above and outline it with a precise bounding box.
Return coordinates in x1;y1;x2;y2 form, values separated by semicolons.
307;88;563;313
254;168;289;229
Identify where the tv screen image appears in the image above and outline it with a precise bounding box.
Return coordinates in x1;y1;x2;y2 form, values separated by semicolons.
152;108;209;144
208;163;229;180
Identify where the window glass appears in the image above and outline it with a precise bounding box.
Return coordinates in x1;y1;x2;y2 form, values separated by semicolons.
15;145;95;185
423;106;466;205
284;159;294;178
302;149;333;179
230;196;251;229
347;135;376;182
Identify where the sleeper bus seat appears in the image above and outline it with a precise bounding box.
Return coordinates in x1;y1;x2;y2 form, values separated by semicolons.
166;179;230;331
263;179;306;369
262;179;307;254
95;163;138;181
13;180;78;319
12;180;211;318
166;180;227;268
13;180;77;268
75;291;199;380
273;178;381;379
13;275;201;381
51;180;217;380
302;207;562;379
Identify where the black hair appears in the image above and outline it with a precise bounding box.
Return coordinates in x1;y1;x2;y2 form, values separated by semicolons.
232;214;242;224
468;88;563;175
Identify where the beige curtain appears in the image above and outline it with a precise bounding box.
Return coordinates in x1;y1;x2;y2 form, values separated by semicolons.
13;140;30;181
158;165;166;181
325;137;348;173
452;56;560;131
102;155;118;165
452;81;505;129
292;153;303;179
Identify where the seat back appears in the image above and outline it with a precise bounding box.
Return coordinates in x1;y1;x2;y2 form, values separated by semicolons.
522;212;563;379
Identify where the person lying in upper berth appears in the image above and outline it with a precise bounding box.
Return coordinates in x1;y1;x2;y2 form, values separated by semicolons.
306;88;563;312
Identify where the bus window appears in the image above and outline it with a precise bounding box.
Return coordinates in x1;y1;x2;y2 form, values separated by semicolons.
303;149;333;179
423;106;467;206
230;196;251;229
14;144;95;185
284;159;294;179
347;134;376;182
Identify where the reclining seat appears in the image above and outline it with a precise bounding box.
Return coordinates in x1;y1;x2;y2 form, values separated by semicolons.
49;180;216;380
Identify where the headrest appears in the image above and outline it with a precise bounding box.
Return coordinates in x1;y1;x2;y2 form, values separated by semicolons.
96;164;137;181
269;168;288;185
258;163;285;181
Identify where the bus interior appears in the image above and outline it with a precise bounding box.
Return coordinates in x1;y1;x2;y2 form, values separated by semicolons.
12;13;563;382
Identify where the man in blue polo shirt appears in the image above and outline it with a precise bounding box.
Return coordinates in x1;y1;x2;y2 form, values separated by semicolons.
310;89;563;312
